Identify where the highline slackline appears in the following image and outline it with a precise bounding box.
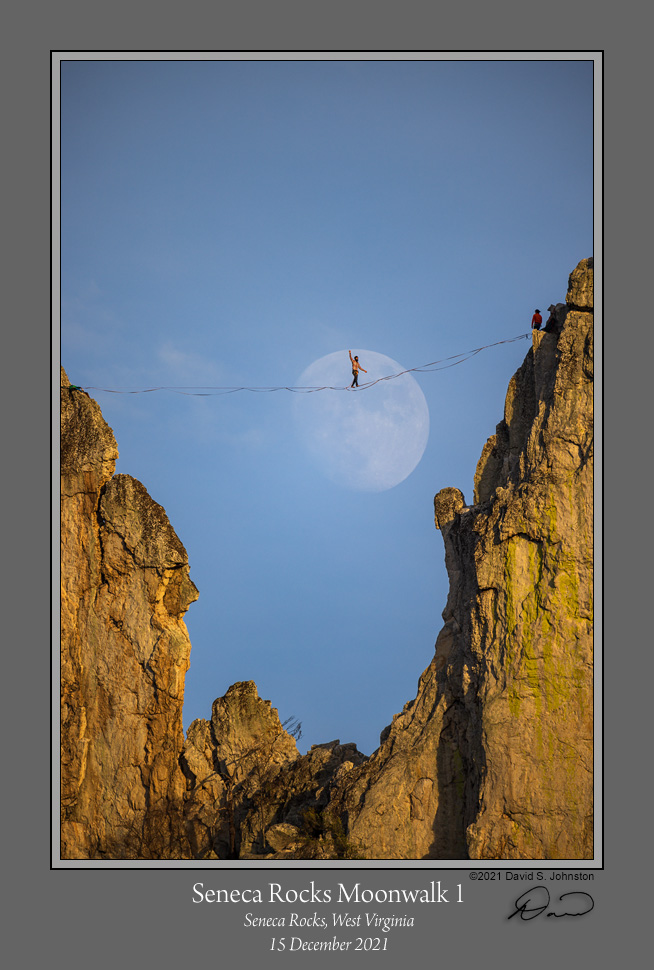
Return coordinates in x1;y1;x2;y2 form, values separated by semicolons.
72;333;530;397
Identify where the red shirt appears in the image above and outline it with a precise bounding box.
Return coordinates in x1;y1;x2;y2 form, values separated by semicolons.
532;313;542;329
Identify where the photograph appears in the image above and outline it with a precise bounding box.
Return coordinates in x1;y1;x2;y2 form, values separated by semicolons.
57;54;596;867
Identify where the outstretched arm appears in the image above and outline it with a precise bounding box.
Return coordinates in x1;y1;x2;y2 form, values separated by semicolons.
349;350;353;362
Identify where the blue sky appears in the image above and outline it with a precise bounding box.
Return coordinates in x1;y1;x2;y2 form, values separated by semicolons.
60;58;594;755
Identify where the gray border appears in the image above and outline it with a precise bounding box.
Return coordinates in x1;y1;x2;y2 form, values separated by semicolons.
35;42;632;963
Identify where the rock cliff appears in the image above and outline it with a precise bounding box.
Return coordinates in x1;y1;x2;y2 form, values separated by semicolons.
60;258;593;860
60;368;198;858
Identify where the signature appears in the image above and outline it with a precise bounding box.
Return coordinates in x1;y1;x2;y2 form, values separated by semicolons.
507;886;594;921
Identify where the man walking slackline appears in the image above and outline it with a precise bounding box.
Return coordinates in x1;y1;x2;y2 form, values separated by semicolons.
349;350;367;388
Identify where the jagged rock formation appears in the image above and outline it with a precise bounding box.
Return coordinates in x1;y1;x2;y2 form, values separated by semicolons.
181;681;367;859
60;368;198;858
324;257;594;859
181;681;300;859
60;258;593;860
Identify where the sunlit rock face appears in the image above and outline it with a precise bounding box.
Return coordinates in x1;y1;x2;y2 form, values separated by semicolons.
328;258;594;859
60;368;198;859
181;681;369;860
181;681;300;859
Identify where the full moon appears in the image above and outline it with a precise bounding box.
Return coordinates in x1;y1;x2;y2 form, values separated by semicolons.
292;350;430;492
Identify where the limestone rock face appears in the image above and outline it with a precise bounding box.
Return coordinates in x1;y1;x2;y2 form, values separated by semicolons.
325;258;594;859
60;368;198;858
566;256;593;309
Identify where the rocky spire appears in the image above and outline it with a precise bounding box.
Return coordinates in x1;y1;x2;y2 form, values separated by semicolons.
329;257;594;859
60;368;198;859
